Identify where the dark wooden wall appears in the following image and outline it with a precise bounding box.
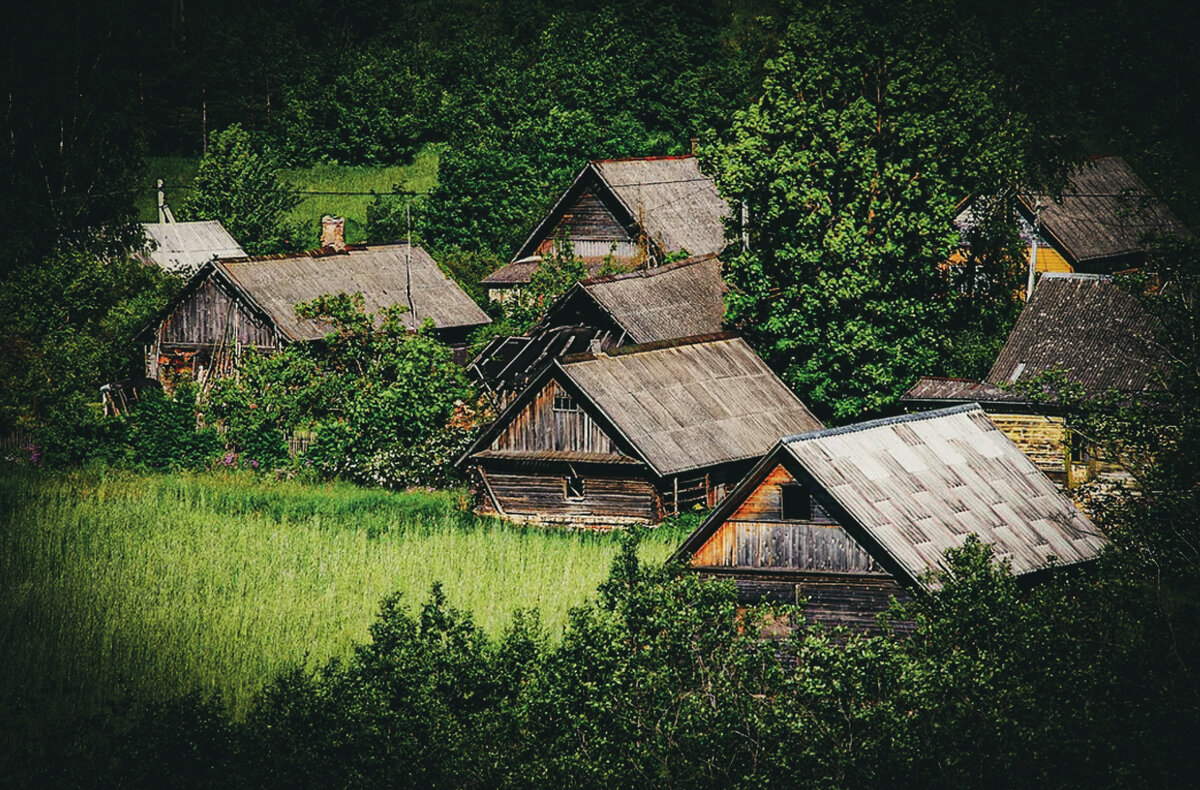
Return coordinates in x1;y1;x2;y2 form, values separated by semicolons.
490;379;629;457
479;467;658;521
542;187;630;244
157;278;278;349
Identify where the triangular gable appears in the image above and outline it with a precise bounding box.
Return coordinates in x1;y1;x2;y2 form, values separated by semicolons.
457;363;654;471
512;164;640;262
674;445;909;583
135;261;285;345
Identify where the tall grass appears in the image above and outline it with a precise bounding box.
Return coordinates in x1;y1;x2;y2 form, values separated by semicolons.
138;146;440;246
0;470;682;720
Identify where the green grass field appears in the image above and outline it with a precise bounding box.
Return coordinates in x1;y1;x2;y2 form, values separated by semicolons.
0;470;685;720
139;146;439;247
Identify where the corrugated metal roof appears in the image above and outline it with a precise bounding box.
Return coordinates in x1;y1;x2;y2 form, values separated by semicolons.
560;336;822;476
140;221;245;273
782;404;1107;587
987;272;1162;394
216;244;490;340
580;254;726;344
1024;155;1190;263
593;156;729;258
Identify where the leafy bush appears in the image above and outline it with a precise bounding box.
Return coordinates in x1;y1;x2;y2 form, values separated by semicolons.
126;381;221;471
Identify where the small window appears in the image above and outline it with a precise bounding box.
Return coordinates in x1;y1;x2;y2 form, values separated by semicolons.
780;484;833;523
553;392;580;413
565;471;585;500
1070;430;1089;464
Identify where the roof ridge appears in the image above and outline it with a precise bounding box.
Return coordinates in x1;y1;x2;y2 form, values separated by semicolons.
560;331;737;364
1040;271;1112;281
580;253;718;286
783;403;981;444
591;154;696;164
220;241;408;265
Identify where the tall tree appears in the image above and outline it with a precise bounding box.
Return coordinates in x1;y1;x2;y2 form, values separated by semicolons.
709;0;1054;420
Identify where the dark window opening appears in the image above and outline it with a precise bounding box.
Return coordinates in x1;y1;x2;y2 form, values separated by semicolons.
780;484;833;523
553;392;580;413
565;471;585;500
1070;431;1089;464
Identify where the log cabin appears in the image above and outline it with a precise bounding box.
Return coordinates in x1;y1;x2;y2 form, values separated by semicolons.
673;404;1108;632
480;155;730;302
469;253;726;402
457;334;823;529
138;242;490;385
902;272;1163;486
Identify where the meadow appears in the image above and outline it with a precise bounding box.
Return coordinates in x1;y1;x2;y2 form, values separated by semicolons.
0;469;685;721
138;146;440;246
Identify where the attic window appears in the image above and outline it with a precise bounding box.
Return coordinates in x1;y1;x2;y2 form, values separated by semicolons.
565;470;585;500
553;392;580;413
780;484;833;523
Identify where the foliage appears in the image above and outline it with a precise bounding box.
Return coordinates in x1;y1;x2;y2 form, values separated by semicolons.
708;0;1051;420
186;124;301;255
208;292;480;488
125;380;222;471
0;249;177;466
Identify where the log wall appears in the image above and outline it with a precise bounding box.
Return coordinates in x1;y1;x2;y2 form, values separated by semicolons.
480;468;656;521
986;412;1068;481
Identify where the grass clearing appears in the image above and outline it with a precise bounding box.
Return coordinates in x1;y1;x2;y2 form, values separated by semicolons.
0;470;684;720
139;146;440;246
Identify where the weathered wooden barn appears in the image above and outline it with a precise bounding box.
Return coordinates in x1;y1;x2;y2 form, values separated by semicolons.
139;242;490;384
673;404;1108;631
470;253;726;400
954;155;1190;278
138;220;246;275
457;334;823;528
903;272;1162;485
480;155;730;301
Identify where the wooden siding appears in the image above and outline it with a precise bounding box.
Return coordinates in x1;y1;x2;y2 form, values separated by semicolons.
693;464;884;574
545;188;630;242
1026;244;1073;274
480;469;656;520
490;378;628;457
156;278;278;349
987;412;1068;479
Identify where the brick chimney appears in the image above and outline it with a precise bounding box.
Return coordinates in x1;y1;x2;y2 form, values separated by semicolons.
320;215;346;251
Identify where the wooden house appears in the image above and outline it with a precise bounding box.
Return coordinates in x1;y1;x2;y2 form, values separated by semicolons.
954;155;1190;279
138;221;246;275
673;404;1108;631
902;272;1163;485
470;253;726;400
480;155;730;302
457;334;823;528
139;242;490;384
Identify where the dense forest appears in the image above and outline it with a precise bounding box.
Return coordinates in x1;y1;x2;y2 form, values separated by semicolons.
3;0;1200;786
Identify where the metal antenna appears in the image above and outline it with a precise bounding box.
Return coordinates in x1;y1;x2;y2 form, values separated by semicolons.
405;198;416;323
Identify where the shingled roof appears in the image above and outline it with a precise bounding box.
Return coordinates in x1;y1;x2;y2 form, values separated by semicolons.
677;405;1105;588
197;243;489;340
557;335;821;476
903;272;1163;406
572;254;726;344
139;221;246;273
988;273;1162;394
488;155;730;287
1023;155;1190;264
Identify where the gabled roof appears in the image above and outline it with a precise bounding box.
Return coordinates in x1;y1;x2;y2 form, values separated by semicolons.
677;405;1107;589
987;273;1162;394
139;221;246;273
902;272;1163;406
480;256;616;287
573;254;726;344
1022;155;1190;264
502;154;730;277
144;243;489;343
463;334;823;477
